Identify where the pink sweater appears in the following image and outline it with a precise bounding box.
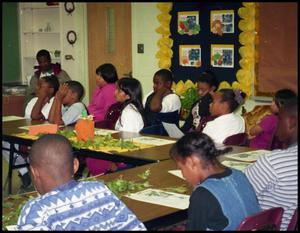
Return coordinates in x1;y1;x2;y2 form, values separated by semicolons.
87;83;117;122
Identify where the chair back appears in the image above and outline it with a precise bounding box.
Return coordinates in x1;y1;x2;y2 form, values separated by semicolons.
287;207;298;231
223;133;249;147
95;102;123;130
236;207;284;231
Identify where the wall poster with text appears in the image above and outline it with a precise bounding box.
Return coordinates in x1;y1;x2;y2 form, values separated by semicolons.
178;11;200;35
179;45;201;67
211;44;234;68
210;10;234;36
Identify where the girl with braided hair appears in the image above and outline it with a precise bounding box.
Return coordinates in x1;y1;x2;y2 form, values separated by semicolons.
169;132;260;230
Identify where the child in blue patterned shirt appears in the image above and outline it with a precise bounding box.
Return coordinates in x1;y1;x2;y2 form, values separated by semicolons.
17;134;146;231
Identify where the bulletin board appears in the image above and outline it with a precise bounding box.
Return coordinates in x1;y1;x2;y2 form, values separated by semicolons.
170;2;243;84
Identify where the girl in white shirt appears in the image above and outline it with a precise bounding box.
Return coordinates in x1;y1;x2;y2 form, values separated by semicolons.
114;77;145;132
202;89;246;144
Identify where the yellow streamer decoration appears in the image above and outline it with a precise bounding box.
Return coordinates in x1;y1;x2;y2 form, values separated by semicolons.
220;2;256;98
156;3;173;70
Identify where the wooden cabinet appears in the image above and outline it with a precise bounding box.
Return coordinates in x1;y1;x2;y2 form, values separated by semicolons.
2;95;26;117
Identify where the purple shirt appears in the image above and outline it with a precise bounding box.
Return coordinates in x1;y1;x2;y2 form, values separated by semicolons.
250;114;278;150
87;83;117;122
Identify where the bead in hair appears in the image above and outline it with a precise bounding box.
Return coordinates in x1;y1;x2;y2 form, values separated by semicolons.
233;89;244;105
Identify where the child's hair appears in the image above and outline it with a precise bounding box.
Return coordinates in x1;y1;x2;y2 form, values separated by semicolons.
218;88;246;112
154;69;173;83
41;75;59;95
65;80;84;101
281;96;298;116
197;70;219;91
170;132;232;164
95;63;118;83
274;89;297;109
117;77;145;125
36;49;51;61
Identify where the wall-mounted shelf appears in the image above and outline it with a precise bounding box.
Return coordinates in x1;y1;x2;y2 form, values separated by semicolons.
19;2;62;79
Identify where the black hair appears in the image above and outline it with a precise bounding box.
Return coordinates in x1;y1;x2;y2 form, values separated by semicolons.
197;70;219;91
281;96;298;116
30;134;74;176
95;63;118;83
36;49;51;61
65;80;85;101
274;89;297;109
218;88;246;112
41;75;60;96
170;132;232;164
117;77;145;126
154;69;173;83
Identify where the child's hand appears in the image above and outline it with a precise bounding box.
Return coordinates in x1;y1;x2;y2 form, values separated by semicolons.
157;86;171;97
56;83;69;100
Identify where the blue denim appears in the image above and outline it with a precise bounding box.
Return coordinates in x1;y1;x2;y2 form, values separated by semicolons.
197;169;261;230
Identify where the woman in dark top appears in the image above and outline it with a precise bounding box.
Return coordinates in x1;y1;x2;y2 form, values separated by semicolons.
169;132;260;230
181;71;219;133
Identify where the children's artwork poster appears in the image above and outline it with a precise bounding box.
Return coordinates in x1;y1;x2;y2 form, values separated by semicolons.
178;11;200;35
179;45;201;67
210;10;234;36
211;44;234;68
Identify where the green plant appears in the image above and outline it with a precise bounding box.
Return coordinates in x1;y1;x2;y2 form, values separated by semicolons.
180;87;199;120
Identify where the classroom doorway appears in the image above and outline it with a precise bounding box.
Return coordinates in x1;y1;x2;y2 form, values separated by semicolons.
87;3;132;100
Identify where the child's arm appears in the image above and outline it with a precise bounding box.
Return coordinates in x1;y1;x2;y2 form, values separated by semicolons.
30;90;49;120
249;124;263;137
48;84;68;125
150;87;171;112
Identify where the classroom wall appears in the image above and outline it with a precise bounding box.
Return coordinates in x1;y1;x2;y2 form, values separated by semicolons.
131;3;160;97
2;2;21;84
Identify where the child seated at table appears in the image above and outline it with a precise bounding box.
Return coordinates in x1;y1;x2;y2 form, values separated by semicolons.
48;80;86;126
87;63;118;122
17;134;146;231
143;69;181;126
86;77;144;176
25;75;60;120
181;70;219;133
201;88;246;144
169;132;260;230
249;88;296;150
3;75;60;191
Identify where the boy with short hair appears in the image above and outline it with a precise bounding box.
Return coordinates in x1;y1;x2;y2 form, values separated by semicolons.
48;80;86;126
144;69;181;126
17;134;146;230
244;97;298;231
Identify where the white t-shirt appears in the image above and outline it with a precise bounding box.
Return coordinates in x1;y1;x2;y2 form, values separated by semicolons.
202;112;245;144
62;102;86;126
115;104;144;133
24;97;54;120
143;91;181;113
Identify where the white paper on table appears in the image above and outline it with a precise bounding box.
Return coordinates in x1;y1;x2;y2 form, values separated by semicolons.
224;150;270;162
2;116;25;122
94;128;119;136
130;136;176;146
168;170;185;180
6;225;18;231
125;188;190;209
162;122;184;139
221;160;252;171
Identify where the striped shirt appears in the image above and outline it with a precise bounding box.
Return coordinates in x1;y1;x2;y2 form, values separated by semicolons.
244;144;298;230
17;180;146;231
